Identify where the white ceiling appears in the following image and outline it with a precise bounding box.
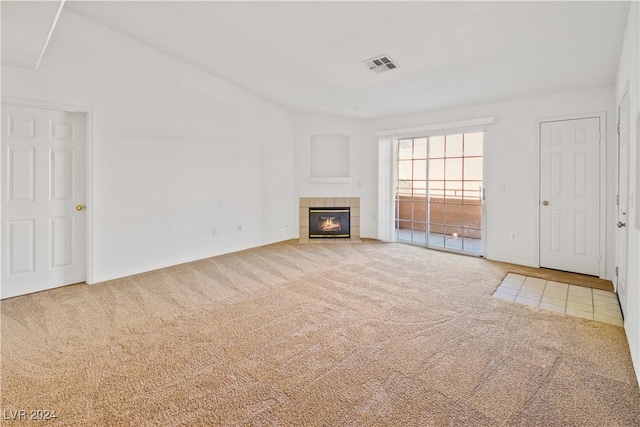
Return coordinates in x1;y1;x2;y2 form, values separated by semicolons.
1;1;60;69
2;1;631;119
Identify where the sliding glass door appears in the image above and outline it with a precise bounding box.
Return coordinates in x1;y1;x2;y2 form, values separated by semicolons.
395;132;483;255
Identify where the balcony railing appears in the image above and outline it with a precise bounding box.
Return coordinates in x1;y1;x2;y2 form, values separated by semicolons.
395;194;482;239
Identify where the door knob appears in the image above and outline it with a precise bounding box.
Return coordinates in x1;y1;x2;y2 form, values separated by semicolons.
76;204;85;211
617;221;626;228
542;201;549;206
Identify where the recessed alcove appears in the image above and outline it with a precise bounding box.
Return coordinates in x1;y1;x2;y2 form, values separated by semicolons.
309;133;350;182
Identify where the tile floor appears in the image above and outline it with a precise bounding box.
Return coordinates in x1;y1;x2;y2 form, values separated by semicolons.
493;273;623;326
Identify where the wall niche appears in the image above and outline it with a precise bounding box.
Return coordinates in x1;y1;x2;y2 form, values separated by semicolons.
309;133;350;181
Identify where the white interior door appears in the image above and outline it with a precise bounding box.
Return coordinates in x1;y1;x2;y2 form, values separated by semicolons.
1;104;86;299
616;91;630;317
540;117;600;276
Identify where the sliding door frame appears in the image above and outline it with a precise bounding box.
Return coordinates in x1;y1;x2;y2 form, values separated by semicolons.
393;131;487;257
377;117;494;254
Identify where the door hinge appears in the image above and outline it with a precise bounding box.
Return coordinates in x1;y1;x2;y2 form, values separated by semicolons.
617;195;620;206
617;122;621;134
615;266;619;277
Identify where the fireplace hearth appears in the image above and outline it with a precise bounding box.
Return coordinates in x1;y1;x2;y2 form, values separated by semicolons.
309;208;350;238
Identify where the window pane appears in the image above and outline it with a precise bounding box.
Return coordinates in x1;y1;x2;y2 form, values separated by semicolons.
445;204;463;226
446;226;463;237
464;157;483;181
428;228;445;246
463;228;482;239
398;199;412;221
397;223;411;237
429;159;444;180
412;201;426;223
413;138;427;159
429;136;445;158
412;221;426;232
445;180;463;200
446;134;463;157
445;158;462;180
429;180;445;198
463;205;482;229
413;180;427;197
445;226;463;250
428;201;445;225
413;159;427;181
398;160;412;180
464;133;483;156
463;181;482;204
398;139;413;160
397;180;412;196
411;229;426;244
462;236;481;253
413;221;427;231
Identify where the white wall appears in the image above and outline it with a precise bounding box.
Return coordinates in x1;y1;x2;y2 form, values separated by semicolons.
2;10;297;283
371;87;617;276
615;1;640;383
294;112;377;237
1;66;47;99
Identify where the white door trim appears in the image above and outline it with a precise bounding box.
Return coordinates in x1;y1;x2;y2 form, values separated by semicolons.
2;97;95;284
536;111;607;279
615;83;630;305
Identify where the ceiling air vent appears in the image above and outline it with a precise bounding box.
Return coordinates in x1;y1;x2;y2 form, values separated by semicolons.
363;55;398;73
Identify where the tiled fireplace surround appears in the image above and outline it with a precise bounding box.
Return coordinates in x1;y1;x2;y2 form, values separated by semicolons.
299;197;361;243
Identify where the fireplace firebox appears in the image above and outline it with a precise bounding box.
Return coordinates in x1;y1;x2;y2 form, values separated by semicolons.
309;207;350;238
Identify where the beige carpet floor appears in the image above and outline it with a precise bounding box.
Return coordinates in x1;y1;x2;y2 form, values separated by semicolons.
1;240;638;426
